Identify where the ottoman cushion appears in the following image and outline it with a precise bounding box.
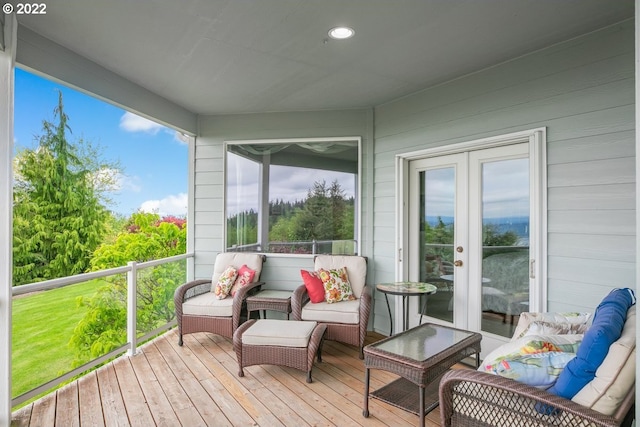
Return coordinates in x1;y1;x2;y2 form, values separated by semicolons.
242;319;317;347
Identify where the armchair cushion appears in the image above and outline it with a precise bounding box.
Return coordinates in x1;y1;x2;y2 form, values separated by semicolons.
548;288;635;400
183;292;234;317
572;305;636;416
319;267;355;303
213;266;238;299
301;299;360;324
301;269;325;303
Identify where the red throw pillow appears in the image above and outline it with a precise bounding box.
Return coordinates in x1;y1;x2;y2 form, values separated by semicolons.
301;269;325;303
230;264;257;296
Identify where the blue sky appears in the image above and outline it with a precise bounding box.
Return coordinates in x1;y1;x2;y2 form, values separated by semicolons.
14;68;188;217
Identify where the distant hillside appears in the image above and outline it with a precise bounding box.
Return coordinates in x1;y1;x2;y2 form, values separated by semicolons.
426;215;529;239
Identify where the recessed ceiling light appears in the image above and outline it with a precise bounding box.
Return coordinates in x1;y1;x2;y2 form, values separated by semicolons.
328;26;354;40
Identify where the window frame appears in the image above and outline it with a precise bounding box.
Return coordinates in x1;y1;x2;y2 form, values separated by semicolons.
223;136;362;256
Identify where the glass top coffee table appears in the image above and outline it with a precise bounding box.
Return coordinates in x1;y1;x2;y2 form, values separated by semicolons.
363;323;482;427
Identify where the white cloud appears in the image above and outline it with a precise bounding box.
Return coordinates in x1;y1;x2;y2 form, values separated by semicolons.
116;172;142;193
140;193;188;217
119;112;164;134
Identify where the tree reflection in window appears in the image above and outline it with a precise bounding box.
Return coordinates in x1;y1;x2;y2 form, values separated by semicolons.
225;137;360;255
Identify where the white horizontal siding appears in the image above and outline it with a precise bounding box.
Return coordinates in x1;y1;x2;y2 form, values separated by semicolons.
372;19;635;324
548;184;635;211
548;234;635;263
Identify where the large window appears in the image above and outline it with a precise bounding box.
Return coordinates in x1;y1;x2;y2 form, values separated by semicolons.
225;137;360;255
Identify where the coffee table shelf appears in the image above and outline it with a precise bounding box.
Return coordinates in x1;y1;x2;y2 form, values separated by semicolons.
370;375;444;416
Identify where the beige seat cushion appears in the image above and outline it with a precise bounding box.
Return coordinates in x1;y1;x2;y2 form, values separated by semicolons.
242;319;317;347
301;299;360;324
572;306;636;415
182;292;233;317
314;255;367;298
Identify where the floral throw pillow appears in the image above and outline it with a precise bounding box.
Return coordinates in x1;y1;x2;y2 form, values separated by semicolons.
230;264;256;297
318;267;356;304
213;266;238;300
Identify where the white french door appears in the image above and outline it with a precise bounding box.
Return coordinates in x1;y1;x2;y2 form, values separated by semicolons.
399;130;546;355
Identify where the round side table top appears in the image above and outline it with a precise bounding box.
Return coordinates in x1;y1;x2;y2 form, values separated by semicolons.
376;282;437;296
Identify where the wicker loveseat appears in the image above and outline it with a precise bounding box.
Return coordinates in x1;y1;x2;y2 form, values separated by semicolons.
439;289;636;427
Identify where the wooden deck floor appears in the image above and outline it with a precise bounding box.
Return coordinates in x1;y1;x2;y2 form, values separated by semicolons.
11;329;463;427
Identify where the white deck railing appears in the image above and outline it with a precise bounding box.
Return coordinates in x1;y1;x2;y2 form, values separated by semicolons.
11;252;194;407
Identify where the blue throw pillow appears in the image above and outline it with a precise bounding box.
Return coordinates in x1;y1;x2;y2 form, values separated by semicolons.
546;288;635;400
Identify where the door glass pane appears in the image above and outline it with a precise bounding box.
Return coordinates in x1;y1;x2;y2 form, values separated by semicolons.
420;168;455;323
481;158;530;337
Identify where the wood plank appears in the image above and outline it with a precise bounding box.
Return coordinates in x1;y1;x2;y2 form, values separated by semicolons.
208;334;322;427
111;357;156;427
243;364;327;426
10;403;32;427
127;349;182;427
12;329;467;426
27;391;56;427
262;363;365;427
77;372;105;427
96;363;130;427
314;355;416;426
54;382;79;427
196;334;285;427
139;340;208;426
178;333;255;426
268;360;389;427
151;335;231;426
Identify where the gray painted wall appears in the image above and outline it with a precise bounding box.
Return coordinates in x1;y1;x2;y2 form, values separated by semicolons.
373;20;635;323
194;20;635;334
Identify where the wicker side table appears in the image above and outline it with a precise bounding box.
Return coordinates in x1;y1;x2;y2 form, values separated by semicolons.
246;289;292;319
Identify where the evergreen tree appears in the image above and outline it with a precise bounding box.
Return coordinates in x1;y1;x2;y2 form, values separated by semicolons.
13;92;114;285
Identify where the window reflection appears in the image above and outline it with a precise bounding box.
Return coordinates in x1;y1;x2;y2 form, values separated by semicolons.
225;139;360;255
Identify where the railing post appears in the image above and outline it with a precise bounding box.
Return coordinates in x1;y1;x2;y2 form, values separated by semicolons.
127;261;137;356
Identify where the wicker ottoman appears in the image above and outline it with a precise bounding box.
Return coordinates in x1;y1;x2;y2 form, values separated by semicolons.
233;319;327;383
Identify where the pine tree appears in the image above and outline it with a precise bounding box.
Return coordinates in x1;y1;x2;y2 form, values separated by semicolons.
13;92;112;285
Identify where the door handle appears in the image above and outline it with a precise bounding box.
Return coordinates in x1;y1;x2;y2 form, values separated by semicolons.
454;260;463;267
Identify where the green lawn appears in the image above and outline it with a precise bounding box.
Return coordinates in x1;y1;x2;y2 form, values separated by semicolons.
12;280;102;399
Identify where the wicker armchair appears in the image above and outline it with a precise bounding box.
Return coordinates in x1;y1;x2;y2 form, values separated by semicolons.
174;252;266;344
291;255;372;359
439;369;635;427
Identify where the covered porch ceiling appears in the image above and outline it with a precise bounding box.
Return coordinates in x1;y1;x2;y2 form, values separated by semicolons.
15;0;635;120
